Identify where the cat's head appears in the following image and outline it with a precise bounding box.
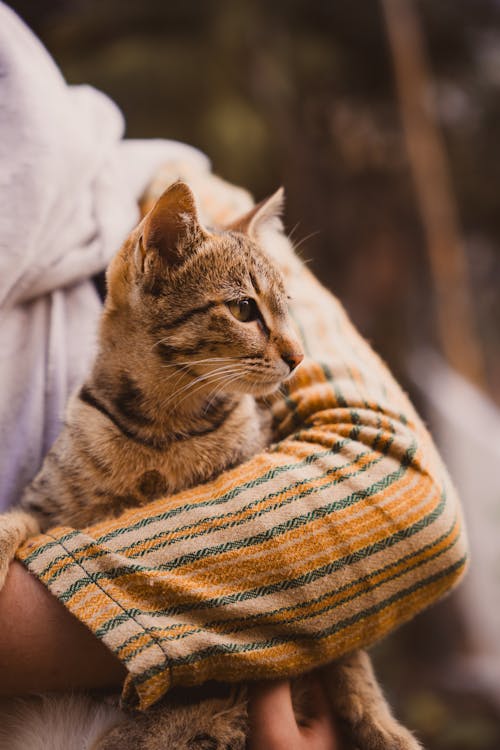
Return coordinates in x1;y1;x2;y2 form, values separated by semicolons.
105;180;303;399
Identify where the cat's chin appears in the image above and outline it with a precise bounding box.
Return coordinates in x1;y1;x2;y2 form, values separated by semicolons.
235;380;283;398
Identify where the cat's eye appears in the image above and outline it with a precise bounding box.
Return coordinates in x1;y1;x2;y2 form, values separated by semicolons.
227;299;259;323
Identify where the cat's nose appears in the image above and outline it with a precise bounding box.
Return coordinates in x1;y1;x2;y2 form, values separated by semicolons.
282;350;304;372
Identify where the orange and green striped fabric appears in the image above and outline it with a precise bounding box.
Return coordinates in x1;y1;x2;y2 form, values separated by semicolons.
17;225;468;711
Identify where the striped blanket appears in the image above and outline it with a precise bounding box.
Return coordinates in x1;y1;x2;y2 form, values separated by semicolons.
18;194;468;709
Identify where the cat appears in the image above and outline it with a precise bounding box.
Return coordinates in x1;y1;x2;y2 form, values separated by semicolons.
0;181;420;750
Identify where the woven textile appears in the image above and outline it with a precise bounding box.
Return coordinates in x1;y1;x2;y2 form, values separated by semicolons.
17;215;467;711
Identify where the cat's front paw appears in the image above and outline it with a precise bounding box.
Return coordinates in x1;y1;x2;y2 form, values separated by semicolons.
0;510;40;589
346;714;422;750
96;692;248;750
0;557;9;592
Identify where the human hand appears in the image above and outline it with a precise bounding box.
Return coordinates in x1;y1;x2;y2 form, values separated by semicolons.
247;678;341;750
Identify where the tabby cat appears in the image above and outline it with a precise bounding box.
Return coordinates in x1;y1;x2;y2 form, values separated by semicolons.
0;181;420;750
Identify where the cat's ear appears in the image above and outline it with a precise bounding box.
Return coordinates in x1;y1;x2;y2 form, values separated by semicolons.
137;181;206;269
227;187;285;241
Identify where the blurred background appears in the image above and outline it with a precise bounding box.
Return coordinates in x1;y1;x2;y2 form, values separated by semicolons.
8;1;500;747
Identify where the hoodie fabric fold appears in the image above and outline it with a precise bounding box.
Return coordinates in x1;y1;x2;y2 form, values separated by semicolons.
0;2;209;508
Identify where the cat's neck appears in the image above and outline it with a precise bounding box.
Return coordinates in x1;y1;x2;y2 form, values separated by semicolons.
84;351;243;450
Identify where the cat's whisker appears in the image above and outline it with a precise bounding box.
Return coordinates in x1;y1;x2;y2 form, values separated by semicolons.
287;221;301;243
162;360;231;389
292;229;321;250
158;357;236;373
170;371;245;415
158;357;241;384
203;382;237;415
159;356;239;368
162;369;238;408
160;364;195;387
162;366;246;412
151;336;171;351
158;362;205;390
243;372;286;402
292;230;321;263
163;359;239;389
203;372;246;413
205;377;248;414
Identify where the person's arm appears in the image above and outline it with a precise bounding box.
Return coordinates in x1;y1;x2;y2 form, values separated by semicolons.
15;176;467;711
0;561;126;694
0;564;340;749
0;564;339;747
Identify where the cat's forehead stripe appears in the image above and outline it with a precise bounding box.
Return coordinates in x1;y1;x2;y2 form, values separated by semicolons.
154;301;219;333
249;271;261;296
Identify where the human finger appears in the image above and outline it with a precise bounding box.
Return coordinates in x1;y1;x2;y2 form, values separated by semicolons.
247;680;299;749
296;676;340;750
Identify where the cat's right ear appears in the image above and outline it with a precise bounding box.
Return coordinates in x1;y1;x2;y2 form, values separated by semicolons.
135;181;207;272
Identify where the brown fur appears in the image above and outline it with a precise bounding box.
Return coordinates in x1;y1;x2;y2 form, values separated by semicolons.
0;181;420;750
18;184;300;530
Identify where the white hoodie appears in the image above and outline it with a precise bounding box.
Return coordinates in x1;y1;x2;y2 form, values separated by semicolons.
0;3;210;509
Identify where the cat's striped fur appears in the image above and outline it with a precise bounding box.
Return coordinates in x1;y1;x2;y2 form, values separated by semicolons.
19;182;301;531
0;182;420;749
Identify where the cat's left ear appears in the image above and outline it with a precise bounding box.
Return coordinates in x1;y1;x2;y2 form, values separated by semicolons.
137;181;207;271
227;187;284;242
